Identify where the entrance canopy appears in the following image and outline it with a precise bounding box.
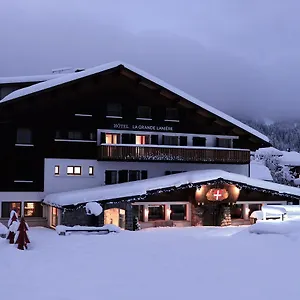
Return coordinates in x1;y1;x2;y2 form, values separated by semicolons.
43;169;300;208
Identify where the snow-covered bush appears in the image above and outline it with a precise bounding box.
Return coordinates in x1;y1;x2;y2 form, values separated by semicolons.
85;202;103;216
0;222;8;237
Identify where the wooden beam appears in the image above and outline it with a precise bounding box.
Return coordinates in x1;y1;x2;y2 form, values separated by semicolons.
160;89;178;100
120;69;137;80
139;80;158;90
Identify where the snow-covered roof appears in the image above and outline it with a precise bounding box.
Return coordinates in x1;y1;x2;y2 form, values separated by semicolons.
0;61;269;143
279;151;300;167
255;147;283;156
0;74;62;84
250;161;273;181
43;169;300;207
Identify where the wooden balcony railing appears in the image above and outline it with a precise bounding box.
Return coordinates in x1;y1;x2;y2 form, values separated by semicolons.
98;144;250;164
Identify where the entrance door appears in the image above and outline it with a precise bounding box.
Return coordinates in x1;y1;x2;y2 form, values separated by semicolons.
202;203;222;226
104;208;126;229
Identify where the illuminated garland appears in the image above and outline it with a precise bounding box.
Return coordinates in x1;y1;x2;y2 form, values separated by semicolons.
58;178;300;214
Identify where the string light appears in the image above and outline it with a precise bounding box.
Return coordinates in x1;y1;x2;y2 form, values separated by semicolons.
47;178;300;214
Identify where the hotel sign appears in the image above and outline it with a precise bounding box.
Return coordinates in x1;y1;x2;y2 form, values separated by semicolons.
113;123;174;132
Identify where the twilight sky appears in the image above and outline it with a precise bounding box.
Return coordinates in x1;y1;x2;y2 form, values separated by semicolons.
1;0;300;121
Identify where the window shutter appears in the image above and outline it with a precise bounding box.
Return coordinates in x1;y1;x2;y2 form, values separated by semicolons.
101;132;106;144
122;134;130;144
105;171;111;185
193;137;206;146
216;138;220;147
141;170;148;180
130;134;136;144
180;136;187;146
151;135;159;145
232;139;238;149
118;170;128;183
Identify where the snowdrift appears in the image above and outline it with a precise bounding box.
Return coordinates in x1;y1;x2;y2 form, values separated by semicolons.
249;219;300;236
0;222;8;237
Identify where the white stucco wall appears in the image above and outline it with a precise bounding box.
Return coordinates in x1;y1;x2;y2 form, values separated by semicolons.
44;158;249;194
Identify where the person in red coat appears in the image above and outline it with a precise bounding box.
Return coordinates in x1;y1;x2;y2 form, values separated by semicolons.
15;217;30;250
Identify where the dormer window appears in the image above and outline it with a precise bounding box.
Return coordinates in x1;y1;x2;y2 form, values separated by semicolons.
106;103;122;118
165;108;179;122
16;128;32;144
137;106;152;120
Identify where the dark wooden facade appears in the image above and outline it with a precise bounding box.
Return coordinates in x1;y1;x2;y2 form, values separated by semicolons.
0;65;269;193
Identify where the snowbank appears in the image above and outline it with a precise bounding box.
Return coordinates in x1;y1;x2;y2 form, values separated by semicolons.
250;161;273;181
85;202;103;216
56;224;121;235
0;222;8;236
249;219;300;236
262;205;287;215
279;151;300;166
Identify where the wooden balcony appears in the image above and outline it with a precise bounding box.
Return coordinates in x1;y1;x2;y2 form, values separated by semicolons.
98;144;250;164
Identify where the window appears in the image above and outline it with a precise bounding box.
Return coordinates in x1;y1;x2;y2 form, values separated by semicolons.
137;106;151;119
148;205;165;221
163;135;178;146
129;170;140;182
51;207;58;227
105;170;118;185
68;131;83;140
105;170;147;184
67;166;81;175
217;138;232;148
107;103;122;118
89;166;94;176
136;135;150;145
24;202;43;217
1;202;21;218
165;108;179;121
132;205;144;222
170;205;187;221
230;204;243;219
16;128;32;144
105;133;120;144
193;137;206;146
54;165;60;176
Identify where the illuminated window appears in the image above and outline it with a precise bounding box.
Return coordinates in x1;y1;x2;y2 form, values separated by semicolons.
105;133;120;144
1;202;21;218
89;166;94;176
136;135;150;145
54;165;60;176
51;207;58;227
24;202;43;217
67;166;81;175
148;205;165;221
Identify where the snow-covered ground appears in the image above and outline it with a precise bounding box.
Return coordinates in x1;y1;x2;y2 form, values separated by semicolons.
1;225;300;300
